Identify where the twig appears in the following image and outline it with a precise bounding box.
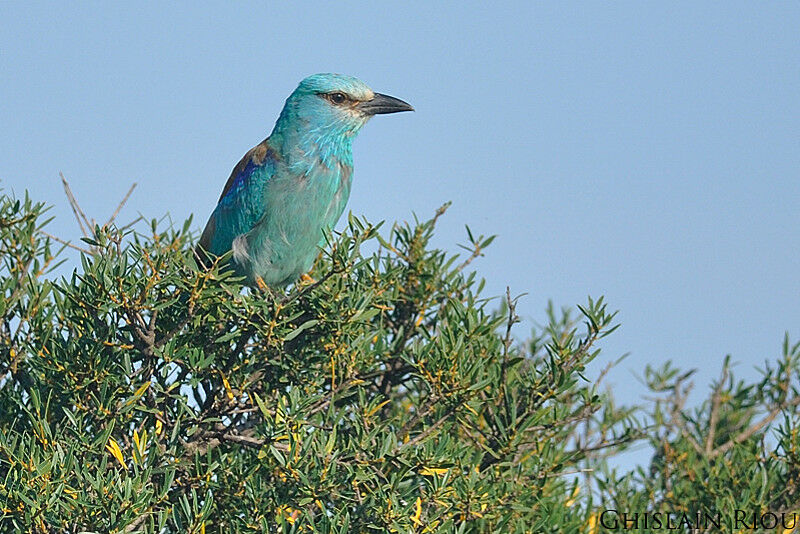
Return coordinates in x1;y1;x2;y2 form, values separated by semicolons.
568;433;645;456
106;182;137;227
500;287;520;401
456;245;482;272
540;468;594;479
394;406;456;453
120;215;144;231
521;404;599;436
308;378;359;415
668;375;704;456
280;268;339;306
39;231;92;254
122;512;149;533
396;395;441;440
431;202;450;226
705;359;729;454
7;257;33;313
710;395;800;459
60;172;92;237
182;427;286;457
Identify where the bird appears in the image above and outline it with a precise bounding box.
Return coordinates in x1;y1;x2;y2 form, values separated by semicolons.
196;73;413;288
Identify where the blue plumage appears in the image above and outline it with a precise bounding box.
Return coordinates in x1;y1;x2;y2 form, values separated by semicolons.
197;74;413;287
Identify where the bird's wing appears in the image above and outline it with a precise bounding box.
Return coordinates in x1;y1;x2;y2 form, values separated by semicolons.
216;139;273;203
196;139;277;259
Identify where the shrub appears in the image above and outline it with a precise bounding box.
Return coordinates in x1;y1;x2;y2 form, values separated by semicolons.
0;191;798;533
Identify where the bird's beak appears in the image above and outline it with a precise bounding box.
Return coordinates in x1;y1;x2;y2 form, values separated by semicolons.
357;93;414;115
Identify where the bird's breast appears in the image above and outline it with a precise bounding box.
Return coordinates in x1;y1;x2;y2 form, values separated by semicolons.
267;158;353;237
297;159;353;223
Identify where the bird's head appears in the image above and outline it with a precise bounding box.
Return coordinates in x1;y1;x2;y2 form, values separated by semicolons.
275;73;413;143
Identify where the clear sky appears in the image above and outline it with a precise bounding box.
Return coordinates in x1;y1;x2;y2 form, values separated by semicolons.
2;2;798;427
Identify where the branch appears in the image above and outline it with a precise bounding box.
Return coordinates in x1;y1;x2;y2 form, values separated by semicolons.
393;405;457;454
500;287;520;398
710;395;800;459
60;172;92;238
705;358;729;454
38;231;92;254
106;182;137;227
667;375;704;456
122;512;149;533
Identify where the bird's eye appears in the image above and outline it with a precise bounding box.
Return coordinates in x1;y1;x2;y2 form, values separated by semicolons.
329;92;347;105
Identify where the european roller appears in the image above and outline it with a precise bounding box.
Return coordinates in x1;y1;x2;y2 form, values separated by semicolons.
197;73;413;287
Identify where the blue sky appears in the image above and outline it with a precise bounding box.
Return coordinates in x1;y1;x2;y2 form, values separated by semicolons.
2;2;798;431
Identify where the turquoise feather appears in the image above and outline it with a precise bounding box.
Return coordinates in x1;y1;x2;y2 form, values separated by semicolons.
197;73;413;287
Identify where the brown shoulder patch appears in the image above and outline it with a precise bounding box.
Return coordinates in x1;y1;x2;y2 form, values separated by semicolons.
217;138;277;202
250;141;268;166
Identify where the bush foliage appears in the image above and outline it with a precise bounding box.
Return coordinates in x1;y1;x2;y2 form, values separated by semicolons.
1;190;799;533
